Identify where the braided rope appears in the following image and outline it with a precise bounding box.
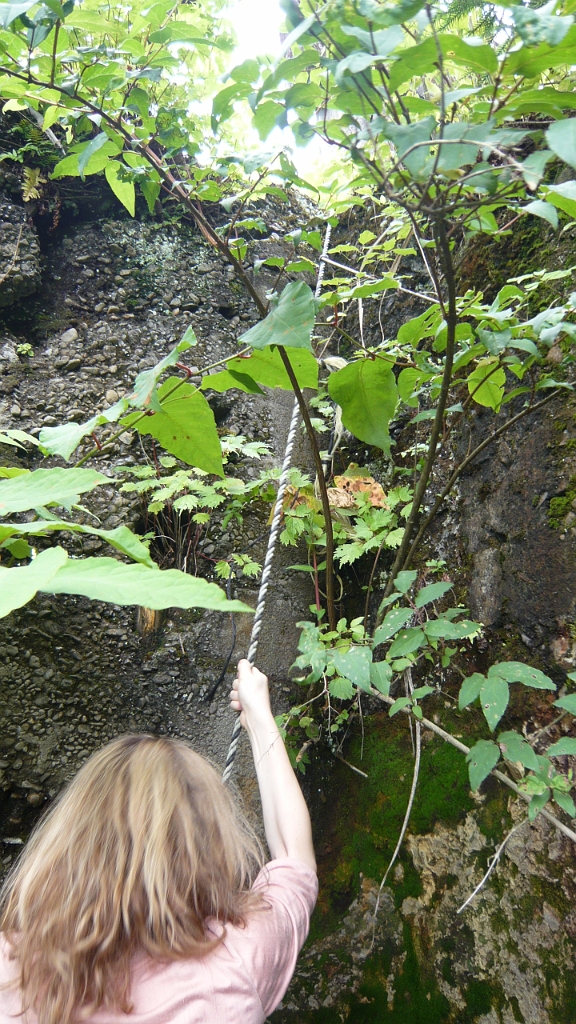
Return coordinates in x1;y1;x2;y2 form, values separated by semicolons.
222;225;332;783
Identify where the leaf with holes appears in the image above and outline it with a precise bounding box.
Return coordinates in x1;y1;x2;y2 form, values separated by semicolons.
387;627;426;659
372;607;413;646
239;282;315;351
394;570;418;594
424;618;480;640
331;645;372;691
489;662;555;690
480;675;509;731
498;730;539;771
466;739;501;791
122;379;223;477
458;672;485;710
328;358;398;454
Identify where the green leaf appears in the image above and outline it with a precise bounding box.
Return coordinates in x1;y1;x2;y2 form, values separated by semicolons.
489;662;555;690
0;468;107;515
201;370;264;395
529;790;550;820
140;179;161;215
546;119;576;172
328;359;398;454
41;557;251;612
498;730;540;772
329;676;356;699
546;180;576;220
382;117;435;178
0;0;38;27
128;336;196;411
51;140;121;179
370;660;392;695
122;378;223;477
388;35;496;92
254;100;284;139
547;737;576;756
414;581;452;608
458;672;484;710
466;739;500;791
225;348;315;391
331;645;373;691
480;675;509;731
387;627;425;658
3;519;155;568
105;161;135;217
467;358;506;410
553;791;576;816
0;429;38;449
523;199;558;230
77;132;108;179
513;5;573;48
1;536;31;558
424;618;479;640
239;282;315;351
0;546;68;618
554;694;576;714
394;570;418;594
372;607;413;645
389;696;412;717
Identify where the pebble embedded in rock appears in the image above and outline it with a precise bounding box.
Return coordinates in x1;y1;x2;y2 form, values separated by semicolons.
10;404;21;416
105;389;119;404
60;328;78;345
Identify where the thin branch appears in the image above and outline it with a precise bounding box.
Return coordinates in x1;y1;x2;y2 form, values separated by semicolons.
456;818;528;913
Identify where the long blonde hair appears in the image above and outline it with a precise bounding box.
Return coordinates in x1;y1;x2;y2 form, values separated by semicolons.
0;734;263;1024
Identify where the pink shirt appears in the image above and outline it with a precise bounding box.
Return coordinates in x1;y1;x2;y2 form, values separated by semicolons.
0;858;317;1024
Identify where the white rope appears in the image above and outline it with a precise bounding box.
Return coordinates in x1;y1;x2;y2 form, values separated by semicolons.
222;225;332;782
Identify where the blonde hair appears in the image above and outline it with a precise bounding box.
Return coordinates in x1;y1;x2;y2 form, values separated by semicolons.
0;734;263;1024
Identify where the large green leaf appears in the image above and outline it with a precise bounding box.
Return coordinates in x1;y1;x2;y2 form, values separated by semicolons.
498;730;540;771
387;626;426;658
105;161;135;216
458;672;484;710
489;662;555;690
383;117;435;178
547;737;576;756
513;6;573;48
388;35;497;92
122;378;223;476
414;581;452;608
328;359;398;454
0;546;68;617
41;557;251;612
238;282;315;351
546;118;576;171
372;607;412;646
201;370;265;394
506;24;576;77
554;693;576;713
331;645;372;691
0;0;38;27
1;519;155;568
466;739;500;791
423;617;479;640
128;334;197;412
467;358;505;411
480;675;509;731
546;180;576;220
225;347;318;390
0;468;107;515
370;660;392;695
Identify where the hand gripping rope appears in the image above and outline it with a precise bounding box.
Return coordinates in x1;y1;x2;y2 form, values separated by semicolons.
222;225;332;783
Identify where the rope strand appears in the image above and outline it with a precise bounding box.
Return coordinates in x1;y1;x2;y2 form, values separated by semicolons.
222;225;332;782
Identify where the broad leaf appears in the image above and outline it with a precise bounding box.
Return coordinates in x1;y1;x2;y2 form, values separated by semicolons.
489;662;555;690
394;570;418;594
2;519;155;568
467;358;505;410
0;468;107;515
41;557;251;612
329;676;356;699
328;359;398;454
0;0;38;27
389;696;412;716
226;346;318;390
414;581;452;608
458;672;484;710
0;547;69;617
122;378;223;476
553;791;576;816
105;161;135;216
372;607;412;645
466;739;500;791
201;370;264;394
513;4;573;47
523;199;558;230
387;627;425;658
498;730;539;771
331;645;372;691
546;737;576;756
546;119;576;172
78;132;108;178
239;282;315;351
370;660;392;695
529;790;550;820
128;335;197;411
424;618;479;640
480;675;509;731
554;694;576;714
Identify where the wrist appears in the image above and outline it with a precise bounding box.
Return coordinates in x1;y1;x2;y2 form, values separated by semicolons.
244;707;279;746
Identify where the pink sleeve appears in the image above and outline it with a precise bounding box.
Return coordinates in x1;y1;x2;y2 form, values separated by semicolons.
228;858;318;1017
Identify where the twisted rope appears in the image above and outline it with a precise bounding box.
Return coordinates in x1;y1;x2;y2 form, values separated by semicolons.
222;225;331;783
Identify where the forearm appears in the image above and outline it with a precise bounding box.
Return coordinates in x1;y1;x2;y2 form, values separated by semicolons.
246;711;316;872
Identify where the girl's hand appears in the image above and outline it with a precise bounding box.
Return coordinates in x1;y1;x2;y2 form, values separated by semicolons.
229;659;272;729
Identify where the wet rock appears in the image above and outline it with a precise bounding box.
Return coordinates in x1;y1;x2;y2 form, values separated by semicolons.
0;197;41;307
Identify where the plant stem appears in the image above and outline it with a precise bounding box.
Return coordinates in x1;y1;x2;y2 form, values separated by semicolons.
375;220;456;625
277;346;336;631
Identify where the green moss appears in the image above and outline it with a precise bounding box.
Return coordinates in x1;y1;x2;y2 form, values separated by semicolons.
464;979;493;1016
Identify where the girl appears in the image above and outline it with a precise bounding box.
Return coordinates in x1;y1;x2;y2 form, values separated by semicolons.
0;659;317;1024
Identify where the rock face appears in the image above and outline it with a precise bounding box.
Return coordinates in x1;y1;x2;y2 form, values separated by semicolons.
1;199;575;1024
0;196;41;307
